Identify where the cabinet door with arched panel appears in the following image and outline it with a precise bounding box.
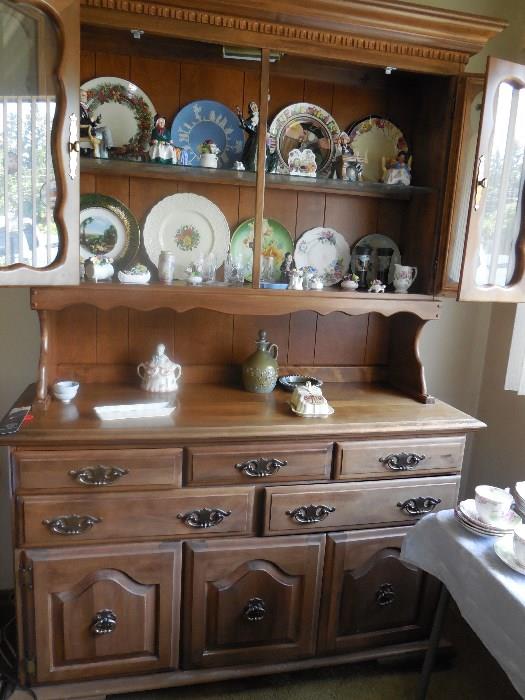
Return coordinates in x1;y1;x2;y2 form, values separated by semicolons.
318;527;439;655
0;0;79;284
459;58;525;301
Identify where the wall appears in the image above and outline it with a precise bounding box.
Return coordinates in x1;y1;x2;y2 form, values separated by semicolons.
0;0;523;588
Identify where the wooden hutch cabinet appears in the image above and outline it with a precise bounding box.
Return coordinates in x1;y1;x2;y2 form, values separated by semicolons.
1;0;525;698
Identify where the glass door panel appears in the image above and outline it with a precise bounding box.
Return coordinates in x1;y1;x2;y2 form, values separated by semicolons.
459;58;525;301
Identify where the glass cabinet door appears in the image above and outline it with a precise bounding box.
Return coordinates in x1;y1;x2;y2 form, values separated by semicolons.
0;0;79;284
459;58;525;302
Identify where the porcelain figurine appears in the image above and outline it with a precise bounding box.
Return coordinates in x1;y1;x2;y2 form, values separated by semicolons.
233;161;245;171
265;134;279;173
137;343;182;393
80;89;113;158
199;140;220;168
368;278;386;293
185;260;203;285
382;150;412;185
280;252;296;285
236;101;259;171
310;275;324;290
242;329;279;393
288;148;317;177
288;268;304;290
149;116;177;164
330;131;351;179
302;266;316;289
341;273;359;290
84;256;114;282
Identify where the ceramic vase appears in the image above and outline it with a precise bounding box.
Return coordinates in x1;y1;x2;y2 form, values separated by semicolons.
242;330;279;393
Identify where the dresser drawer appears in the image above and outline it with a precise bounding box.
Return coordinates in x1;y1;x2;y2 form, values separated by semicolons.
18;487;255;546
13;448;183;492
263;476;459;534
335;437;465;480
185;441;333;485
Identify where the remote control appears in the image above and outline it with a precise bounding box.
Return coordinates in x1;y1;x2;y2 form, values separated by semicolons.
0;406;31;436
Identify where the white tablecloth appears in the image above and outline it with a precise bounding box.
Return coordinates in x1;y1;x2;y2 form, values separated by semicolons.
401;509;525;698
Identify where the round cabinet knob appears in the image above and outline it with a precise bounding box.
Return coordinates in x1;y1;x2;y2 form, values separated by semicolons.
91;609;117;635
243;597;266;622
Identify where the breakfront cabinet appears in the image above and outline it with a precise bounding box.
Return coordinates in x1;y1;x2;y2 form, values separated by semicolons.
0;0;522;698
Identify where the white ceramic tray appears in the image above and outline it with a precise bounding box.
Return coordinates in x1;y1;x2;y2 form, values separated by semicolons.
94;402;175;420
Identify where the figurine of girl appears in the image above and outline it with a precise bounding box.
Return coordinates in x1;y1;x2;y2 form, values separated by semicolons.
382;150;412;185
149;116;177;164
236;102;259;171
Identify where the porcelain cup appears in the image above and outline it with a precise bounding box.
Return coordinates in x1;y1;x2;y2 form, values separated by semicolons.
513;523;525;567
393;264;417;293
474;484;513;524
52;380;80;403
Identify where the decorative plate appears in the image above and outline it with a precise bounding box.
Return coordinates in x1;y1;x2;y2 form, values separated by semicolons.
269;103;340;175
171;100;245;168
230;218;294;283
143;193;230;280
494;535;525;575
81;77;156;157
350;233;401;285
294;227;351;286
80;194;140;269
278;375;323;392
347;116;408;182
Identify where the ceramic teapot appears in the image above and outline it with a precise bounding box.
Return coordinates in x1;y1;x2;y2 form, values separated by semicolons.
137;343;182;393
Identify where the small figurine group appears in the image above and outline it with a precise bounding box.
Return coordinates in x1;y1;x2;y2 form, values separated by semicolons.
149;116;190;165
280;253;323;290
330;131;364;182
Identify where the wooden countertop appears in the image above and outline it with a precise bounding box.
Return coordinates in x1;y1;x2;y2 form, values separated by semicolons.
3;383;485;447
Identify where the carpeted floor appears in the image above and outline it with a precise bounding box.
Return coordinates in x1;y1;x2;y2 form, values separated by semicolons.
113;605;522;700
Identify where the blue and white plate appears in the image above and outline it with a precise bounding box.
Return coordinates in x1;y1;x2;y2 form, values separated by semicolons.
171;100;244;168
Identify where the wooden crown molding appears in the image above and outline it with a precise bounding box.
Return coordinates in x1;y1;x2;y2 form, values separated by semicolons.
80;0;506;72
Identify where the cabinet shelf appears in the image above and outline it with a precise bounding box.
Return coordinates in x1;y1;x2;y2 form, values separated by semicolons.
31;283;439;318
80;157;433;200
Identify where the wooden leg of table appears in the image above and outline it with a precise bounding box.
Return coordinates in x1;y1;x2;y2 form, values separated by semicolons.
417;584;450;700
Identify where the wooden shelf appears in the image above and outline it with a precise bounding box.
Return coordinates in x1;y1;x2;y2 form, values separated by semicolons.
31;283;440;319
80;157;433;200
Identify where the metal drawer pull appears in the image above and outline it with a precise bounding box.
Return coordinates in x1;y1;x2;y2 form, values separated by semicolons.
43;514;101;535
91;609;117;635
69;465;129;485
243;597;266;622
397;496;441;516
286;504;335;524
376;583;396;607
177;507;232;528
235;457;287;477
379;452;426;471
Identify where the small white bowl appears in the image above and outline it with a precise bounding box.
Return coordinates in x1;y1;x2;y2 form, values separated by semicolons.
52;380;79;403
117;270;151;285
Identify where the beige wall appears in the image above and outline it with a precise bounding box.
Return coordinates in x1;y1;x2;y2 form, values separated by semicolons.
0;0;523;588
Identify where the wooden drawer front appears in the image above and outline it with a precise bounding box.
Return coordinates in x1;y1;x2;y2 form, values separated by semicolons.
19;542;181;683
14;448;183;492
185;441;333;485
18;487;255;546
264;476;459;534
335;436;465;480
183;535;325;669
318;528;438;655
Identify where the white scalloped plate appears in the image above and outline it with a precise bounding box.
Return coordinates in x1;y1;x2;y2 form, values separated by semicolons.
143;193;230;280
294;227;350;286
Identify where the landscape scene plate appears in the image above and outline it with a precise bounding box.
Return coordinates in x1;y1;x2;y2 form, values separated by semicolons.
294;227;350;286
143;193;230;280
81;77;156;156
230;218;294;283
171;100;244;168
80;194;140;268
347;116;408;182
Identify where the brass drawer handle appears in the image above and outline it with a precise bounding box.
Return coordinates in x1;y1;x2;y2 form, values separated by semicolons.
235;457;287;477
177;507;232;528
379;452;426;471
286;504;335;524
69;465;129;485
376;583;396;607
397;496;441;516
243;597;266;622
43;514;102;535
91;609;117;635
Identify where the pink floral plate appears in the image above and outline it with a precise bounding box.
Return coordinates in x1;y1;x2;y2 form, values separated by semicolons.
294;227;350;286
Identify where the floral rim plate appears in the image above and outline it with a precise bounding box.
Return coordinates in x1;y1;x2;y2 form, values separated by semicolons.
350;233;401;285
347;116;408;183
294;227;351;286
230;218;294;283
80;194;140;268
81;77;156;157
494;535;525;575
143;193;230;280
269;103;340;175
171;100;245;168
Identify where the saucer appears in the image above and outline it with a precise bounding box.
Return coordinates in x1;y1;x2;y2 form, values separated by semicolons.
494;535;525;575
459;499;521;532
454;510;501;537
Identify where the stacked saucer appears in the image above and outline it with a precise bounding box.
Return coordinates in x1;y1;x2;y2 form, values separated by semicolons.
514;482;525;515
455;498;522;537
494;534;525;575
